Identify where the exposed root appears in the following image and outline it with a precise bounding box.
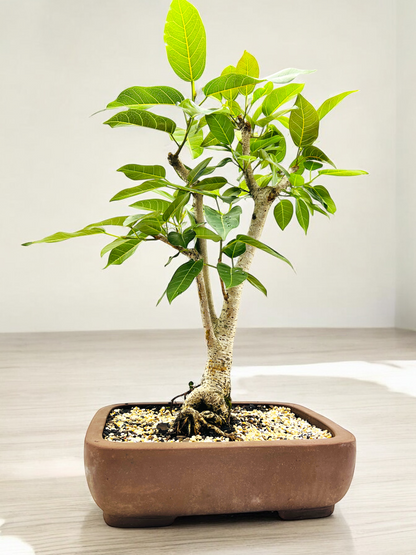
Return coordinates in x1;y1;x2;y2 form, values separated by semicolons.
167;406;239;441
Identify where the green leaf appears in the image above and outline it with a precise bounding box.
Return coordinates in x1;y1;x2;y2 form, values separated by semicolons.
274;199;294;230
22;227;105;246
203;73;263;97
173;126;204;159
111;180;165;202
107;85;184;110
183;227;196;246
194;176;228;191
101;237;131;257
317;90;358;120
85;216;129;227
295;198;309;234
247;272;267;296
318;169;368;177
262;83;305;116
252;82;273;104
105;238;141;267
302;146;335;168
117;164;166;181
128;198;170;212
231;234;293;269
250;134;283;155
200;131;220;147
312;185;337;214
289;95;319;147
220;65;238;101
217;262;248;289
236;50;260;95
204;205;242;240
164;0;206;82
187;157;213;184
134;218;162;236
277;115;290;129
226;99;243;116
289;174;305;187
304;161;323;171
193;226;221;242
205;113;235;145
168;231;186;247
104;110;176;134
266;68;316;85
162;192;190;221
222;240;246;258
166;259;204;303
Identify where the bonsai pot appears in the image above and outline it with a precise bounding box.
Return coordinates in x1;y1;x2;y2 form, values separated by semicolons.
84;402;356;528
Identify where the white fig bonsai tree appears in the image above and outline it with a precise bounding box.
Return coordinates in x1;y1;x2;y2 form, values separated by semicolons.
24;0;367;439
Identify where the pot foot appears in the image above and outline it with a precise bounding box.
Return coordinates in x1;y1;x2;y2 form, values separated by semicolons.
278;505;334;521
103;513;176;528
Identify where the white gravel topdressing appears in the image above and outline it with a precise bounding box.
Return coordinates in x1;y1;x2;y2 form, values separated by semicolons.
103;405;332;443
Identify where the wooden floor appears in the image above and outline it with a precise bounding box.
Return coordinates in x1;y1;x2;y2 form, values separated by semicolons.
1;328;415;554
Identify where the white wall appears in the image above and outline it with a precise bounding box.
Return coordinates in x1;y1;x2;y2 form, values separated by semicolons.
1;0;397;332
396;1;416;330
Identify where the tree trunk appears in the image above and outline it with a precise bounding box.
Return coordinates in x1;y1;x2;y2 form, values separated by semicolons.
170;189;273;439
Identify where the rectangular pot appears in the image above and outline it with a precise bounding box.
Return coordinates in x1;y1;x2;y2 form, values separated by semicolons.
84;402;356;527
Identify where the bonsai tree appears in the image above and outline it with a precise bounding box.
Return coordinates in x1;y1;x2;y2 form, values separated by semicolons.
24;0;367;439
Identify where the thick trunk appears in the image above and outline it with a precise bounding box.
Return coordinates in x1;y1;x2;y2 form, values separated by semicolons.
170;190;273;438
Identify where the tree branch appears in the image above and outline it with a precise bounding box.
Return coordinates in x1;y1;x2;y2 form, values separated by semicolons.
167;151;218;336
155;234;198;260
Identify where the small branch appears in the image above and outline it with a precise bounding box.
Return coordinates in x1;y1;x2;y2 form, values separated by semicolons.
155;234;198;260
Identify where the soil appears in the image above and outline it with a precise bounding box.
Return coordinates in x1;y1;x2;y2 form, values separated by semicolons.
103;404;332;443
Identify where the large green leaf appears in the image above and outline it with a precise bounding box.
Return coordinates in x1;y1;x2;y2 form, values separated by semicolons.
318;169;368;177
105;238;141;267
104;110;176;134
317;90;358;120
247;272;267;296
217;262;248;289
229;234;293;269
266;68;315;85
274;199;294;231
129;198;170;212
107;86;184;110
302;146;335;168
203;73;263;97
295;198;309;234
222;240;246;258
205;113;234;145
111;180;165;202
166;259;204;303
164;0;206;82
22;227;105;246
162;192;190;221
117;165;166;181
262;83;305;116
204;205;242;240
236;50;259;95
289;95;319;147
193;226;221;242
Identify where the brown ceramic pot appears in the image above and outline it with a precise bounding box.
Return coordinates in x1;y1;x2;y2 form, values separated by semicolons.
84;402;356;528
